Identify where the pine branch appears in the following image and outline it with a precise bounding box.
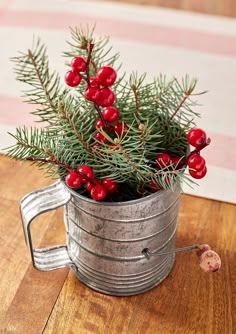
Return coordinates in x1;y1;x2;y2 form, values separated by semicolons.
64;27;120;74
131;85;141;123
113;138;145;181
6;127;57;159
58;101;93;154
27;49;56;112
165;91;191;126
26;156;71;170
6;27;208;200
138;124;145;157
11;38;62;123
129;73;145;123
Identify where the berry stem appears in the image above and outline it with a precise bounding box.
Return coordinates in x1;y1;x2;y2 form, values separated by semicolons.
94;103;110;131
86;41;97;74
85;42;94;86
84;41;109;131
180;137;211;167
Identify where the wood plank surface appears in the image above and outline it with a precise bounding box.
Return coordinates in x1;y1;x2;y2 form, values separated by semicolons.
1;2;236;333
43;193;236;334
0;152;235;334
0;156;69;333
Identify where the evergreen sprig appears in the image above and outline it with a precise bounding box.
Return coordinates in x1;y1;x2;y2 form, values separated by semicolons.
6;27;207;201
11;38;63;124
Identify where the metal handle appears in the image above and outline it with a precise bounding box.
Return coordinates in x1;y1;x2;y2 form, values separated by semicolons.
20;180;72;271
142;245;199;259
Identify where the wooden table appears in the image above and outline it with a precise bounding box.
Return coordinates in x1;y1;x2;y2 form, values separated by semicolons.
0;155;235;334
1;2;236;333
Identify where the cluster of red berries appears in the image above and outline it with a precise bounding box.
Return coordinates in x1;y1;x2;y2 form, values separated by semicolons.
153;128;207;179
146;153;180;192
65;165;117;201
186;128;207;179
155;153;180;169
65;56;116;107
147;127;208;192
84;66;116;107
65;57;129;143
64;57;209;199
64;56;86;87
93;106;129;145
65;127;209;199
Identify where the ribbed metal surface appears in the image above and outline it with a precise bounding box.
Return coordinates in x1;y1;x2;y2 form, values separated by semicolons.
65;184;181;296
20;181;72;271
33;245;72;271
20;180;181;296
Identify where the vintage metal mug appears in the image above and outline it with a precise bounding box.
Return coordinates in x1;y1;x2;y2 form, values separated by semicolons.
20;180;182;296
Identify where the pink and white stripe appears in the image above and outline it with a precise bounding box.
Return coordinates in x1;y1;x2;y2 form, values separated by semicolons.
0;0;235;203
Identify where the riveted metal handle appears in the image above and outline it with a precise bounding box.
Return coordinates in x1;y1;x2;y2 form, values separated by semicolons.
20;180;72;271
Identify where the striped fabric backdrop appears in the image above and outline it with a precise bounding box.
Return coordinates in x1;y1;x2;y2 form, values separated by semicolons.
0;0;235;203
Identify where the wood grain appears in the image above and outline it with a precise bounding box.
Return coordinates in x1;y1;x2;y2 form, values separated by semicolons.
43;195;236;334
1;151;234;334
0;156;69;333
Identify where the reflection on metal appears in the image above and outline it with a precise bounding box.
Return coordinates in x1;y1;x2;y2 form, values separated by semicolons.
20;180;182;296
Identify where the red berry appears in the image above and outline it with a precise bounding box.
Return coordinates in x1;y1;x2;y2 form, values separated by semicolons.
102;178;118;193
88;77;100;88
85;181;93;192
91;142;101;151
102;107;119;122
188;154;206;171
65;70;82;87
95;119;103;129
148;181;160;193
96;88;115;107
189;166;207;179
86;178;100;192
96;66;117;87
95;119;110;131
155;153;171;169
187;128;207;147
77;165;94;181
71;56;87;72
94;131;108;143
65;171;82;188
84;87;101;102
114;122;129;137
108;143;120;151
90;184;107;201
171;157;181;167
